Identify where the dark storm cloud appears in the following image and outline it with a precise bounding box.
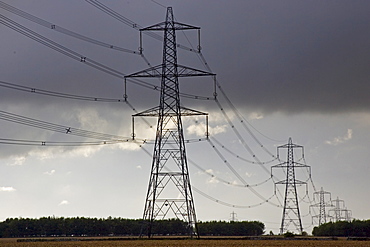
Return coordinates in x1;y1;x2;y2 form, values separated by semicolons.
190;0;370;114
1;0;370;115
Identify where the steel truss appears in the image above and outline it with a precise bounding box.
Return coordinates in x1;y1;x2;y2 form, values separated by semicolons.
125;7;215;238
272;138;310;234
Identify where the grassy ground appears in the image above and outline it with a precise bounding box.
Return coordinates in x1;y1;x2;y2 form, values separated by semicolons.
1;238;370;247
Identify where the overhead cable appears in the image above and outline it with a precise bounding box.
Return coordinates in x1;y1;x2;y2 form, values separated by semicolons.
136;140;279;209
0;80;125;103
207;138;281;207
0;109;132;141
0;138;123;146
211;136;278;165
0;109;206;146
0;14;212;100
0;1;138;54
188;158;272;188
85;0;199;53
192;187;280;209
214;99;274;175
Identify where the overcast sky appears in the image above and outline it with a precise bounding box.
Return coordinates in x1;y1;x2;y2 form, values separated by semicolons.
1;0;370;234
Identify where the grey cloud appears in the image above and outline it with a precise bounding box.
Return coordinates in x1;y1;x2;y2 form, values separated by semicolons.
2;1;369;115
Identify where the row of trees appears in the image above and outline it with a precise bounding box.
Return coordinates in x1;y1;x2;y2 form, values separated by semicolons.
0;217;265;238
312;220;370;237
198;220;265;236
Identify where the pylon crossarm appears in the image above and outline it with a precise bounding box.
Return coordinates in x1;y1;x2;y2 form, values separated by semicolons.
274;180;288;185
292;179;308;185
133;106;206;117
278;144;303;149
133;106;161;117
179;106;208;116
125;65;163;78
125;64;214;78
141;21;200;32
293;162;310;168
177;64;215;77
271;162;309;169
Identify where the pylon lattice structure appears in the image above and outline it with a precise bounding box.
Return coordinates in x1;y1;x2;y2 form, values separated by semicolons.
329;197;352;222
310;187;333;226
125;7;215;238
271;138;310;234
230;211;238;222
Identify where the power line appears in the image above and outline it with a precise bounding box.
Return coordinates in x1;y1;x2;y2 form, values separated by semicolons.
0;109;132;141
211;136;278;165
128;100;274;190
0;108;207;146
2;2;305;215
190;46;288;209
0;14;126;78
188;158;273;188
132;116;284;214
127;100;273;190
167;9;290;212
216;79;285;143
178;31;288;209
208;138;280;208
182;26;284;145
303;156;317;193
214;99;277;179
118;12;284;208
0;80;126;103
192;187;278;209
215;88;281;159
85;0;199;53
171;9;285;167
150;0;167;9
0;138;124;146
0;0;139;54
119;1;288;212
136;141;279;209
0;14;213;101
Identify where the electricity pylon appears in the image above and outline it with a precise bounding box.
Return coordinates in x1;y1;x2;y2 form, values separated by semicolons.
230;211;238;222
125;7;215;238
310;187;333;226
329;197;352;222
271;138;310;234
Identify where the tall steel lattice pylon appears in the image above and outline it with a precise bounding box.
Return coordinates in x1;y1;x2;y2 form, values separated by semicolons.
271;138;310;234
125;7;215;238
310;187;333;226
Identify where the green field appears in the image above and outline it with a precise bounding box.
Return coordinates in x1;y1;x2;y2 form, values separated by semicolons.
1;238;370;247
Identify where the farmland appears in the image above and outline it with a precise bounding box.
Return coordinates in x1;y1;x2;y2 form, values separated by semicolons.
1;238;370;247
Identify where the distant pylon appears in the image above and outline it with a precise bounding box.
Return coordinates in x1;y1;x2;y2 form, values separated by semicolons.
230;211;238;222
329;197;352;222
125;7;215;238
310;187;333;226
271;138;310;234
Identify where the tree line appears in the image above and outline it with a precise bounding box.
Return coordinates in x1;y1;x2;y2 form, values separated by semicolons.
0;217;265;238
198;220;264;236
312;220;370;237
